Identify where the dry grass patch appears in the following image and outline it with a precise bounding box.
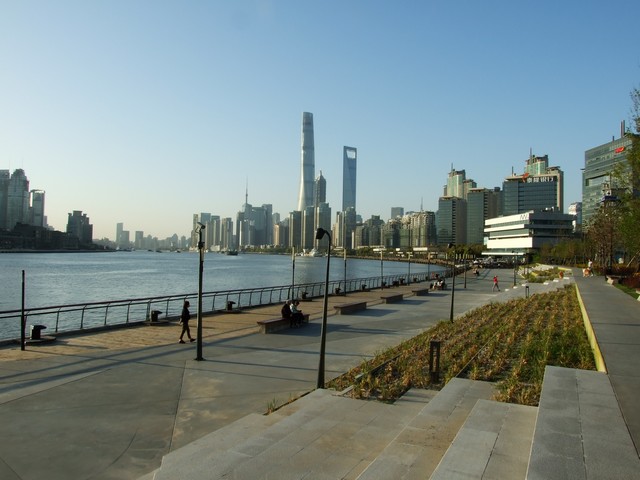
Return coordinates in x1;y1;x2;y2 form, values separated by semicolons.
328;285;595;406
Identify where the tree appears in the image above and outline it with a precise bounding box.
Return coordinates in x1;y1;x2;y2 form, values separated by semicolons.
618;86;640;268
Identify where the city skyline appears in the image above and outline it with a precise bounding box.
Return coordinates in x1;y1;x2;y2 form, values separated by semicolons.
2;2;639;239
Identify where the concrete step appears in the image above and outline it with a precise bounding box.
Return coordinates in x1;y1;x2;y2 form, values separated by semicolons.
356;378;496;479
152;387;434;480
430;399;537;479
527;365;640;480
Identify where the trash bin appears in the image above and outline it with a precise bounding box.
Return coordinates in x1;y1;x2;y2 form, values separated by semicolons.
226;301;236;311
150;310;162;322
30;325;47;340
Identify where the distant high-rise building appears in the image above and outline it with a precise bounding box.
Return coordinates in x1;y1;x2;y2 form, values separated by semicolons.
467;187;501;245
4;169;29;230
220;218;233;250
445;167;466;198
437;196;467;246
30;190;45;227
342;146;357;212
0;169;9;229
134;231;144;249
297;112;315;211
289;210;303;249
314;171;326;206
502;154;563;215
115;223;124;247
67;210;93;244
582;123;634;225
390;207;404;219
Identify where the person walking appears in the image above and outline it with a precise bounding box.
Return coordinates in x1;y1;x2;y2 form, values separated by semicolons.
179;300;195;343
492;275;500;292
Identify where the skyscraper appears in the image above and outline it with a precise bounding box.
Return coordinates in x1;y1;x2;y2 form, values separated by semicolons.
502;154;563;215
297;112;315;211
342;146;357;211
582;123;633;226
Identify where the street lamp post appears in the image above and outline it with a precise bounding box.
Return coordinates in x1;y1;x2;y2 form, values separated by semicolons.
380;249;384;289
448;243;456;322
196;222;205;361
512;251;517;287
290;246;296;300
463;253;467;289
407;252;412;285
315;228;332;389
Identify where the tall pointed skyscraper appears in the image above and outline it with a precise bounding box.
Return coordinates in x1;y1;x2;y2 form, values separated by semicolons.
297;112;315;211
342;146;357;212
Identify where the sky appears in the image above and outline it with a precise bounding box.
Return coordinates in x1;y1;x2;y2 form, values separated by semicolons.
2;1;639;241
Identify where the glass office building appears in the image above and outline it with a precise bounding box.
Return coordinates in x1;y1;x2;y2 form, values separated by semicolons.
582;129;633;226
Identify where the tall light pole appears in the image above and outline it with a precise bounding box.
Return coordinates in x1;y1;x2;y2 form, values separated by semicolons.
343;211;347;294
407;252;412;285
448;243;456;322
315;228;331;389
512;251;517;287
380;249;384;288
196;222;205;361
290;246;296;300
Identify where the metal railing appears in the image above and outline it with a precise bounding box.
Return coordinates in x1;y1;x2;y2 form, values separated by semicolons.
0;272;434;342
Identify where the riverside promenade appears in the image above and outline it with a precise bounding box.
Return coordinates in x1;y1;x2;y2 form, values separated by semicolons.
0;269;638;479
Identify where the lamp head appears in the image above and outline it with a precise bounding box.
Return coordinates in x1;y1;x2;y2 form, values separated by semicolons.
315;227;327;240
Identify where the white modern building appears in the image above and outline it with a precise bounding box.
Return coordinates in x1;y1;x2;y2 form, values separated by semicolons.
483;209;574;258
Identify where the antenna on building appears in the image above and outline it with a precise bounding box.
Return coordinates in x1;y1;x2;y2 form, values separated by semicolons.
621;120;626;138
420;197;423;211
245;177;248;206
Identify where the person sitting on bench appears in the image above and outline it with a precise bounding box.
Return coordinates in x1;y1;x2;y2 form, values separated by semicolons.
291;300;304;327
281;300;292;326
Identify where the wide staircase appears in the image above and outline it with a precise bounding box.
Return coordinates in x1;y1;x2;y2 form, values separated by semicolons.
143;366;639;480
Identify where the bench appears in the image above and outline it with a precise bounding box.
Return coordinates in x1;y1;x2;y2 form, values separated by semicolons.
334;301;367;314
411;288;429;296
257;313;310;334
380;293;403;304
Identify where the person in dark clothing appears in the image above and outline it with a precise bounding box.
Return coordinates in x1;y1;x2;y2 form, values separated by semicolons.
179;300;195;343
281;300;293;325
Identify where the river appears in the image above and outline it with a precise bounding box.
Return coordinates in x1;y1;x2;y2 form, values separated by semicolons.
0;250;441;312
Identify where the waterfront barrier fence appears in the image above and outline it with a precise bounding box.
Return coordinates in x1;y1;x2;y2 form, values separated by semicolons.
0;271;436;343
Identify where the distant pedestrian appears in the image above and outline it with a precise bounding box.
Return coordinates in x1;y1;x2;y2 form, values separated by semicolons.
179;300;195;343
492;275;500;292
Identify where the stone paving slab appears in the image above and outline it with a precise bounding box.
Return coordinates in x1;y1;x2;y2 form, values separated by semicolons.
527;366;640;480
430;399;537;480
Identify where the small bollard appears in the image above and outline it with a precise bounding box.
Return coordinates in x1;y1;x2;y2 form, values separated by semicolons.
30;325;47;340
525;285;530;298
429;340;441;383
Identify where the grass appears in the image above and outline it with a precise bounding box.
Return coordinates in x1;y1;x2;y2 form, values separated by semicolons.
327;285;595;406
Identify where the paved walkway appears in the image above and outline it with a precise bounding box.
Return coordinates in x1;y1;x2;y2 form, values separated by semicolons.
572;270;640;457
0;268;637;479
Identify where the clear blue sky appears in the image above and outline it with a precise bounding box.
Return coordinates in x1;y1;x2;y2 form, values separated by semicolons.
2;1;639;240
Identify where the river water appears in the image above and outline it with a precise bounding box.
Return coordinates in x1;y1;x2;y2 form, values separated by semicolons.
0;250;441;312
